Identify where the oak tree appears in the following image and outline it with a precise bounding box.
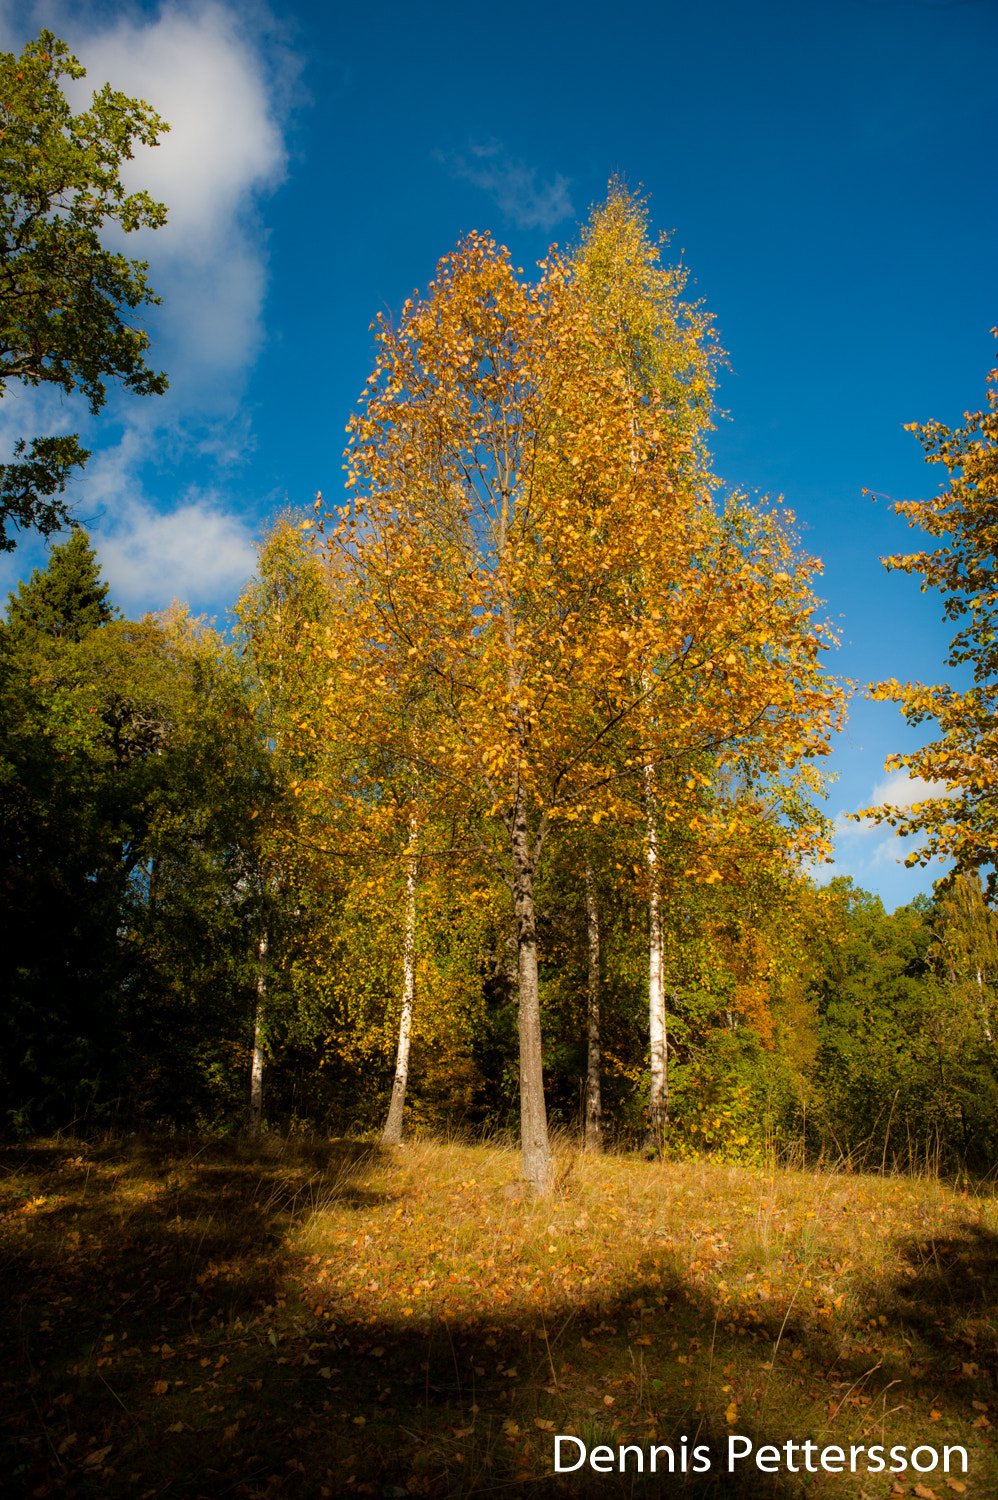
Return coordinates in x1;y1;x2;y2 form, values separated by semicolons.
0;31;169;548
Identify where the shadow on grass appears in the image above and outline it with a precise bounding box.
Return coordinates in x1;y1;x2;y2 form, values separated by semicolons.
863;1219;998;1402
1;1142;996;1498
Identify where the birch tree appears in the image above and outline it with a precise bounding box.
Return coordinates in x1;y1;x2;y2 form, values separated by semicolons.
934;870;998;1044
236;519;340;1135
573;183;721;1146
583;856;603;1149
381;817;419;1146
860;349;998;891
324;225;843;1194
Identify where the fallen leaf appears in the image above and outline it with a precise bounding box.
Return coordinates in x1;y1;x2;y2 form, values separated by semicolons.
151;1380;169;1396
502;1420;520;1437
535;1418;555;1431
83;1446;113;1467
929;1408;942;1421
972;1400;989;1412
725;1403;739;1426
944;1482;967;1494
353;1415;366;1426
318;1367;332;1379
603;1395;615;1407
57;1433;77;1455
914;1486;938;1500
166;1421;184;1434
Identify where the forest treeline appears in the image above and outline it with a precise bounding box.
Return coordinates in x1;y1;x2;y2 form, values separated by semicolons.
2;122;996;1181
2;508;996;1173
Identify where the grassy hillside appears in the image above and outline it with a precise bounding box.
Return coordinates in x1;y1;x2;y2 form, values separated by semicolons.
2;1136;996;1496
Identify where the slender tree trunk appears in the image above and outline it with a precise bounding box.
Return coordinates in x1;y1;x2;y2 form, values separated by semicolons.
512;797;554;1196
382;827;418;1146
499;491;553;1194
644;765;668;1151
248;931;267;1141
584;857;603;1150
975;965;993;1043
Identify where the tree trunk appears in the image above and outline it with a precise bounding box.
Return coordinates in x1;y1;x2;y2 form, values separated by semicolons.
644;767;668;1151
512;798;554;1196
248;931;267;1140
382;828;418;1146
975;965;993;1043
584;857;603;1150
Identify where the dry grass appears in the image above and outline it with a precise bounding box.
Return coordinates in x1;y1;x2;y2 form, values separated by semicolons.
2;1133;997;1497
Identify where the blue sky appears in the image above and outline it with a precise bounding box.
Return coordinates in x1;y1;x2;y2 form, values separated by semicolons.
1;0;995;910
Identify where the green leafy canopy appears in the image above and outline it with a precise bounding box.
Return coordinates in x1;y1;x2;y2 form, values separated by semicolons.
0;30;169;549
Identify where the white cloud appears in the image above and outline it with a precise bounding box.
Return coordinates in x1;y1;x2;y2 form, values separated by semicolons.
47;425;259;609
870;769;952;809
826;770;953;844
53;1;296;386
97;495;258;611
0;3;300;611
437;140;574;232
812;767;955;906
0;0;301;398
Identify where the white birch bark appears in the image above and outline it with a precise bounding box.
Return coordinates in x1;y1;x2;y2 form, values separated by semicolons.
248;931;267;1141
382;824;419;1146
584;857;602;1150
644;764;668;1149
975;966;993;1043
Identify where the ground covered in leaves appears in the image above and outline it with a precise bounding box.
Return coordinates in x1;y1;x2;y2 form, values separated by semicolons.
1;1135;997;1498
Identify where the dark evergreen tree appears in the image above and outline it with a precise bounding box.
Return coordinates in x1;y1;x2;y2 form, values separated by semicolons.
1;528;115;648
0;540;177;1130
0;535;297;1133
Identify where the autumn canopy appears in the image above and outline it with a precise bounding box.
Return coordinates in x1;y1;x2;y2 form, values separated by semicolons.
288;190;846;1192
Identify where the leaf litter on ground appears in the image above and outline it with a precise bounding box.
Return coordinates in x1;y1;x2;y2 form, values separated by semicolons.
1;1133;997;1496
